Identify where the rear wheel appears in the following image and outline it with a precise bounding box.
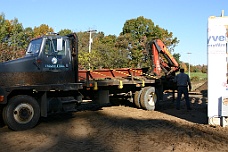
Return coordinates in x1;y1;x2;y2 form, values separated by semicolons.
133;90;142;108
3;95;40;131
140;87;157;111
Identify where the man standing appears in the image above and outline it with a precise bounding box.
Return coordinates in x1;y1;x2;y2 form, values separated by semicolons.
174;68;192;110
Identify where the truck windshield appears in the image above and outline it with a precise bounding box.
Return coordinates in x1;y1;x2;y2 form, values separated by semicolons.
26;38;42;55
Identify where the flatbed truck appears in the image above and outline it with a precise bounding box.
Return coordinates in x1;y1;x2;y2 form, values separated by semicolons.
0;33;179;130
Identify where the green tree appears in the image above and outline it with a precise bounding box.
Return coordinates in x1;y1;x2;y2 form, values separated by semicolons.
115;33;134;67
120;16;179;68
122;16;154;42
201;65;207;73
58;29;73;36
77;31;95;69
33;24;54;37
91;34;118;69
23;27;34;47
0;13;9;43
173;53;181;64
0;17;26;60
10;18;23;45
78;31;129;69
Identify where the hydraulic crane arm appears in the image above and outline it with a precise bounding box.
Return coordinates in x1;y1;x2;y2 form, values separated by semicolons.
146;39;179;77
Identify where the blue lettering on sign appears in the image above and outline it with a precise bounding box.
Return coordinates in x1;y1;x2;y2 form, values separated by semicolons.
208;35;227;48
207;35;226;44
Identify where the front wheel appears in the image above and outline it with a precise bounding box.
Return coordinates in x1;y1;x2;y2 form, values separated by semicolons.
3;95;40;131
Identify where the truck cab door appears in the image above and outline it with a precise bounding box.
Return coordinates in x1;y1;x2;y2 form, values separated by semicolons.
40;37;72;72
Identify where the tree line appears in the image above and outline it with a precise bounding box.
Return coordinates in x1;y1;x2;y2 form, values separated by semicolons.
0;13;207;73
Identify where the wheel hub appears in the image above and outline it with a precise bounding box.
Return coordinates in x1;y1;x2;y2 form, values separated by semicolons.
13;103;34;124
148;93;157;106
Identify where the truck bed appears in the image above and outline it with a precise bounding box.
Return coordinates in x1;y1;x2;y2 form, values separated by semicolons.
78;68;156;87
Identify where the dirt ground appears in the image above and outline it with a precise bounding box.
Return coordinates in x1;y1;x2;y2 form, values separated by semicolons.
1;81;228;152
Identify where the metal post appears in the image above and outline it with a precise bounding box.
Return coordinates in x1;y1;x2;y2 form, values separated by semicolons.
187;52;191;77
86;29;97;70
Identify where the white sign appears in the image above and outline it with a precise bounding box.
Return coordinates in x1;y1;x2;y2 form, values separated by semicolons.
208;12;228;126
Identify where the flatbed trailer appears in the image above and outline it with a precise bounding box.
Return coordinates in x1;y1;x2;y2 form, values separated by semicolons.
79;68;155;87
78;68;172;111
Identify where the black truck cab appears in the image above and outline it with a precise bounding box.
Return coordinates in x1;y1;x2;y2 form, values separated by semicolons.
0;33;82;131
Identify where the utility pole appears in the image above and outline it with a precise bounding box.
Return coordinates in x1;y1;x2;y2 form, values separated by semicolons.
87;29;97;70
187;52;191;77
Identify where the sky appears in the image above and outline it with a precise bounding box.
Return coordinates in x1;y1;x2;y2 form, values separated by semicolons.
0;0;227;65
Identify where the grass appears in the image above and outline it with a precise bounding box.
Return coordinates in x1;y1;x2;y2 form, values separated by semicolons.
190;72;207;82
190;72;207;79
176;72;207;80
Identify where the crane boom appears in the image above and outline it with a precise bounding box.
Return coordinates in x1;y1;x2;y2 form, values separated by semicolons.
146;39;179;77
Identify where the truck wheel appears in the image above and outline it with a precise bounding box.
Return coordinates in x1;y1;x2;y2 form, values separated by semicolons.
0;106;4;127
3;95;40;131
133;90;142;108
140;87;157;111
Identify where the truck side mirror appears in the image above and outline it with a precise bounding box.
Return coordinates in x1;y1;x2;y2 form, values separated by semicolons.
57;38;63;52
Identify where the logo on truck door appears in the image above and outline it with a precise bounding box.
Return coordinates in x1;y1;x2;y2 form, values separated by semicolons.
51;57;57;64
44;57;65;68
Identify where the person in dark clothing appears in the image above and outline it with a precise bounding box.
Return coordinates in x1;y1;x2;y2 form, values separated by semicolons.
174;68;192;110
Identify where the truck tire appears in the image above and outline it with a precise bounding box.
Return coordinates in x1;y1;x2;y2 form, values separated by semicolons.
133;90;142;108
3;95;40;131
0;106;4;127
140;87;157;111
